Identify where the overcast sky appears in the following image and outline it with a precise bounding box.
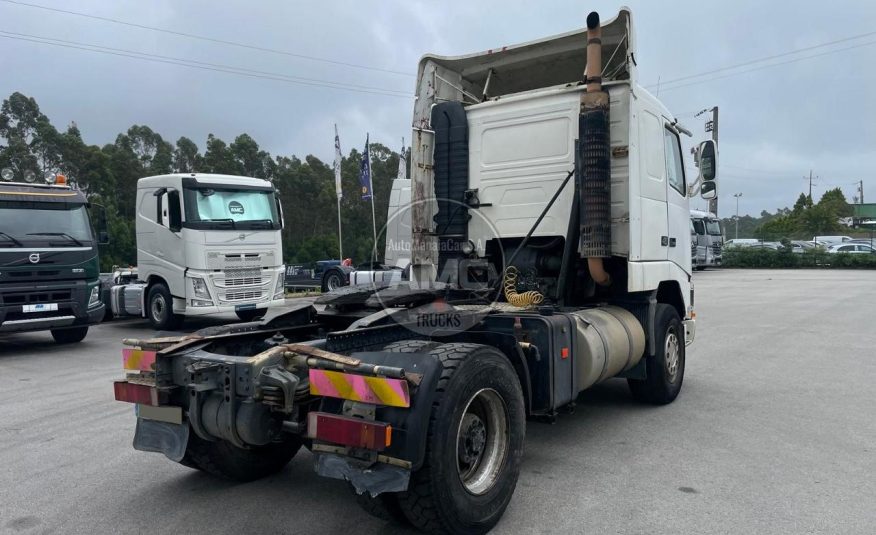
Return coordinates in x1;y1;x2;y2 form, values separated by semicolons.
2;0;875;216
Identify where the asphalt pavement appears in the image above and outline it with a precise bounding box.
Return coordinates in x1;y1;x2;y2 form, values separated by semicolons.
1;270;875;534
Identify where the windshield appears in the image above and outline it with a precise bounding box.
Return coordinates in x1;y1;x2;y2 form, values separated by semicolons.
706;220;722;236
183;187;280;230
0;201;93;247
692;219;705;235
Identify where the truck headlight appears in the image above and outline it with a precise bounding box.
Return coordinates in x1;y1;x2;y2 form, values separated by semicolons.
191;277;211;299
88;286;101;308
274;271;285;299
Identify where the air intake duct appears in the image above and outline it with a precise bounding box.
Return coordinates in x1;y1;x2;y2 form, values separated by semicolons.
578;11;612;286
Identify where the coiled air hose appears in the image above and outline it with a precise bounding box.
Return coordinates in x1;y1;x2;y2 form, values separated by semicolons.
503;266;544;307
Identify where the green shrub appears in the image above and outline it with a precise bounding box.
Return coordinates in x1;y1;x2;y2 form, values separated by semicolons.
722;248;876;269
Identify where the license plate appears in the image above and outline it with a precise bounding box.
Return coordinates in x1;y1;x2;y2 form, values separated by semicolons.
23;303;58;313
235;304;256;312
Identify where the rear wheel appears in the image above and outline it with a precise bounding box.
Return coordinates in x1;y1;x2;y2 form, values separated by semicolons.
628;304;685;405
50;326;88;343
147;282;183;331
395;343;525;534
321;269;345;292
180;431;302;482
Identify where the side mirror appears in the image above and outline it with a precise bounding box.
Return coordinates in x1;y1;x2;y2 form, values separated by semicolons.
167;190;182;232
698;139;717;181
90;203;110;245
701;181;717;200
275;194;285;230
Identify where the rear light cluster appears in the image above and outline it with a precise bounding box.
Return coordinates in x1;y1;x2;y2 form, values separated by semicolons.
113;381;162;406
307;412;392;451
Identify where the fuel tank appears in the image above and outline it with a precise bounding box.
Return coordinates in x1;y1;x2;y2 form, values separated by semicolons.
571;305;645;391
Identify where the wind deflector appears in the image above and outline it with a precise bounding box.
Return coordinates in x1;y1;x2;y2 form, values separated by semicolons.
416;8;632;99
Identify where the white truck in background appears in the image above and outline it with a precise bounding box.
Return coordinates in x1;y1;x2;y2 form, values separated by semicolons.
108;173;286;329
690;208;723;269
319;177;412;291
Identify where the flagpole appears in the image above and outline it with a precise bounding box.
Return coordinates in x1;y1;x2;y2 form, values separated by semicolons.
337;196;343;261
368;134;378;255
334;124;343;261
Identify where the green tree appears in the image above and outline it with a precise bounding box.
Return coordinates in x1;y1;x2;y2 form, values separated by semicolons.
817;187;852;218
173;136;201;172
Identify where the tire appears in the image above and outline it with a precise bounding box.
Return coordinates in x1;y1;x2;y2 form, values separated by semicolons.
180;430;302;482
353;340;444;526
321;269;345;293
235;309;264;322
50;326;88;344
395;343;526;534
147;282;183;331
628;304;685;405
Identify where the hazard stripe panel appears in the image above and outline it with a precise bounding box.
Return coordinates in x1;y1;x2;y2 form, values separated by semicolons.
308;369;410;408
123;348;157;371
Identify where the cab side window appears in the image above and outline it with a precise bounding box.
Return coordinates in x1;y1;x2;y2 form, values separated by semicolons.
663;127;686;195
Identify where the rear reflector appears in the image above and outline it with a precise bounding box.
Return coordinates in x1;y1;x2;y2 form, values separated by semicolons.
308;369;410;407
123;348;157;371
307;412;392;451
114;381;159;406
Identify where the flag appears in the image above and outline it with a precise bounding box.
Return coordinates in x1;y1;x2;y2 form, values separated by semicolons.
397;138;406;180
333;124;343;200
359;134;372;200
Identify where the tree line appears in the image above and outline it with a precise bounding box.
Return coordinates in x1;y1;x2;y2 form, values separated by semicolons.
719;188;860;241
0;92;406;269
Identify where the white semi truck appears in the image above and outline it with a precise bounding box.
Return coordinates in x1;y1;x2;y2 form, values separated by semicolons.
108;173;286;329
115;9;717;533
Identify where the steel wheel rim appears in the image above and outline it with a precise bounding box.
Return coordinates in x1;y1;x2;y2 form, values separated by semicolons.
665;329;680;382
327;274;340;291
151;294;166;322
456;388;509;495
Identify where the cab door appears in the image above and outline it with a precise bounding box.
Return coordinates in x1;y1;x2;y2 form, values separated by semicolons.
663;125;691;273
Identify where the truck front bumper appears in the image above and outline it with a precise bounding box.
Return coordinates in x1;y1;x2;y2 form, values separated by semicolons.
0;280;103;333
178;297;286;317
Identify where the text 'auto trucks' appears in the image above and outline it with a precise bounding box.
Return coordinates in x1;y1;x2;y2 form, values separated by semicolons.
106;173;287;329
114;9;717;534
0;171;108;343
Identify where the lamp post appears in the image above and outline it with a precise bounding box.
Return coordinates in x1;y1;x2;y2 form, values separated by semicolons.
733;192;743;239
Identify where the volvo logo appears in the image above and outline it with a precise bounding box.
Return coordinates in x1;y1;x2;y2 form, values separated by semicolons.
238;233;246;241
28;253;40;264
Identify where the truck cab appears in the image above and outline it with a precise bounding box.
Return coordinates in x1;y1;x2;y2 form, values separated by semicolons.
135;173;286;329
0;172;108;343
690;209;723;269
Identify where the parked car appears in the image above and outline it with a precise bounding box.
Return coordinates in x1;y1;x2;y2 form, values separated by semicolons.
748;242;781;250
827;243;875;254
848;238;876;247
724;238;760;249
812;235;853;246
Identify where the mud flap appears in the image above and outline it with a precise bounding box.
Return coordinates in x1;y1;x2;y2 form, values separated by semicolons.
133;417;189;462
316;453;410;496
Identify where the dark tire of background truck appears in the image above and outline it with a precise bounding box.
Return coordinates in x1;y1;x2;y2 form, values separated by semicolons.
147;282;183;331
50;326;88;343
354;340;443;526
180;430;302;482
627;303;685;405
321;269;345;293
235;309;263;322
390;342;526;534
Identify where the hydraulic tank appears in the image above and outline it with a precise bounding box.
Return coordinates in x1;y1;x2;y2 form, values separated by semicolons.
571;306;645;391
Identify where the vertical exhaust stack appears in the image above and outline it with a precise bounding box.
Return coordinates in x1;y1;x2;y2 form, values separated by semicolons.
579;11;612;286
